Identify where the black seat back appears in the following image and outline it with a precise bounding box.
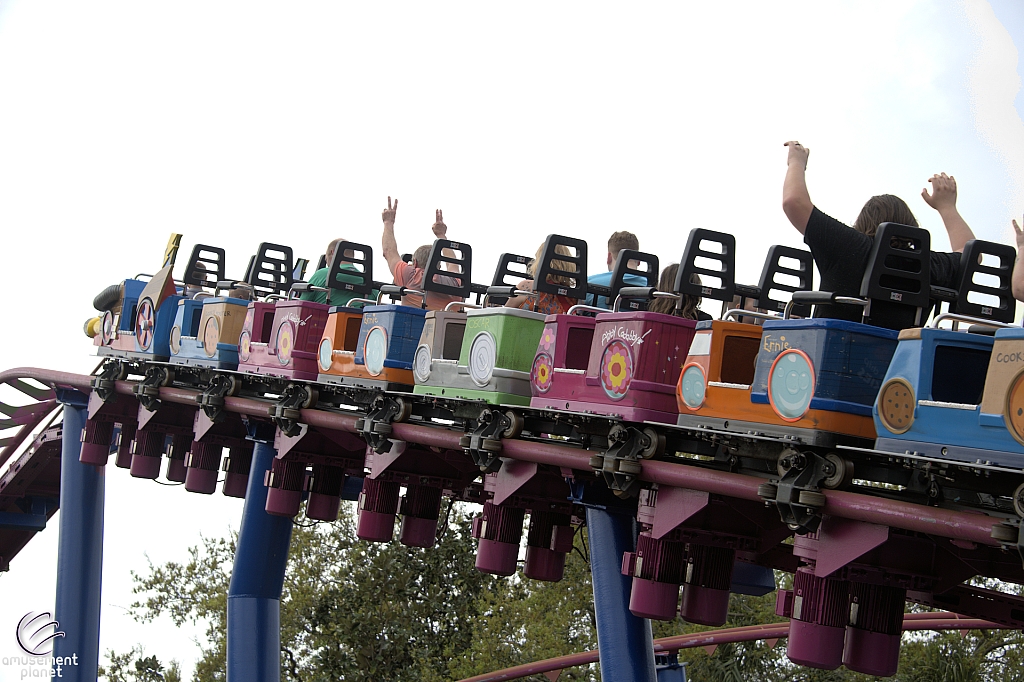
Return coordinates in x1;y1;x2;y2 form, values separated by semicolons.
606;249;659;311
246;242;295;298
422;239;471;300
488;253;533;306
950;239;1016;324
756;245;814;316
534;234;588;300
675;228;736;304
325;241;375;298
859;222;931;329
316;254;327;271
181;244;226;290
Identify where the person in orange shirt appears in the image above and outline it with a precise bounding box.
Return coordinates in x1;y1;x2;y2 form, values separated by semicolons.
380;196;463;310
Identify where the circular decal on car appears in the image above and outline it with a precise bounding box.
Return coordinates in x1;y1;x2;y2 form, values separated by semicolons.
318;337;334;372
878;378;915;434
364;326;388;376
203;317;221;358
413;344;432;383
1005;369;1024;446
468;331;497;387
169;325;182;355
276;321;296;366
531;352;554;393
768;349;815;421
238;330;251;362
135;298;156;351
679;362;707;410
600;339;633;400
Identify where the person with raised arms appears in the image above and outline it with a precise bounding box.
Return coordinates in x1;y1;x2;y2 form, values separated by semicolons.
781;141;975;324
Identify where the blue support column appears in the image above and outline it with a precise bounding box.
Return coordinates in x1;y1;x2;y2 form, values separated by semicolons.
227;441;294;682
53;398;106;680
587;506;657;682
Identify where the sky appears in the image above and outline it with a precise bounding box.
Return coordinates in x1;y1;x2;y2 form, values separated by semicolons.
0;1;1022;679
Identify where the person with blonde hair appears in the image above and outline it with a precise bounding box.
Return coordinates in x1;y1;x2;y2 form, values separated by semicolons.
505;242;577;315
647;263;710;320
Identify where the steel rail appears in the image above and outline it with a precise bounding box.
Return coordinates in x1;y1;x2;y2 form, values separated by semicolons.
457;614;1008;682
1;367;1008;547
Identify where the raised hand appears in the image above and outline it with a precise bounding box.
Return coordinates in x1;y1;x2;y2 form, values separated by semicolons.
784;141;810;170
922;173;957;212
1013;215;1024;252
382;196;398;224
431;208;447;239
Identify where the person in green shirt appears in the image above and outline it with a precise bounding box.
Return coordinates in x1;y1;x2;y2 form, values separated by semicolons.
300;238;375;307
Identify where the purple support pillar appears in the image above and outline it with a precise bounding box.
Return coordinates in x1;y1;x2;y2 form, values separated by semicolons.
264;459;305;518
679;544;734;626
53;397;107;681
524;511;573;582
222;443;255;498
164;433;192;483
587;506;657;682
399;485;442;548
226;441;294;682
306;463;344;522
624;532;684;621
114;422;136;469
843;582;906;677
785;567;849;670
184;442;223;494
129;428;164;479
473;502;525;576
356;477;401;542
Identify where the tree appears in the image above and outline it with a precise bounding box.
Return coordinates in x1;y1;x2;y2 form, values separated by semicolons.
443;528;598;682
117;500;502;681
108;501;1024;682
99;646;182;682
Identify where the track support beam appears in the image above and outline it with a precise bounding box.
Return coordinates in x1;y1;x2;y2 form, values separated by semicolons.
587;506;658;682
227;441;294;682
53;397;107;680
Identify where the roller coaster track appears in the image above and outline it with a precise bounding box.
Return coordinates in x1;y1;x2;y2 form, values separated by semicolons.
0;365;1006;549
0;370;63;571
458;612;1011;682
3;364;1024;681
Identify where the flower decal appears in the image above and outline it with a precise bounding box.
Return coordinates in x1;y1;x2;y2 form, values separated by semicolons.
600;339;633;400
539;325;557;353
531;352;554;393
276;320;296;366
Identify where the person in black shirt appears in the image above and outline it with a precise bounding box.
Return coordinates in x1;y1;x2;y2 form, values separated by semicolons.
781;141;975;324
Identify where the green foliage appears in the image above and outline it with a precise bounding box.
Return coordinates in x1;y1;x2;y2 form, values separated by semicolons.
114;503;1024;682
123;500;501;681
443;530;598;682
99;645;182;682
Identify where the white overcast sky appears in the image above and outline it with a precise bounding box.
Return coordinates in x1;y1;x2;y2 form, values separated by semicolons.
0;1;1022;678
